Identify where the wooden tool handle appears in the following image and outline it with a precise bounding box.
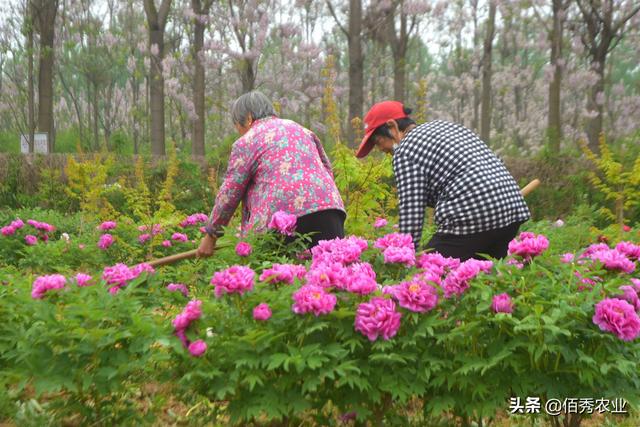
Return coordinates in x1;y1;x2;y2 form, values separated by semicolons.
147;249;198;268
520;179;540;197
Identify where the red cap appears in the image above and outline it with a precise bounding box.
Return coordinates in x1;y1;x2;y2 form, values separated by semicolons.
355;101;407;158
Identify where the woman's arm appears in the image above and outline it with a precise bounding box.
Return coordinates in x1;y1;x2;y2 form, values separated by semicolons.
205;139;256;234
310;131;335;178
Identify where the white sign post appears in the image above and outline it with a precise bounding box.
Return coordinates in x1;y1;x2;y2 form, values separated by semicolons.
20;133;49;154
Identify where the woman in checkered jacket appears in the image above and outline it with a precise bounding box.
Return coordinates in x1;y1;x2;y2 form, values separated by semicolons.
356;101;530;261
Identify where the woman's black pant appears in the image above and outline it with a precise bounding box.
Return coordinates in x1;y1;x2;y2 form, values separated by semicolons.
285;209;346;248
425;221;523;261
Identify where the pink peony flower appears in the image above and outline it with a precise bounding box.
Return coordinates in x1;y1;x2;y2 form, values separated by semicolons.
574;271;600;290
615;242;640;261
211;265;255;298
131;263;155;278
508;232;549;261
167;283;189;297
31;274;67;299
593;298;640;341
188;340;207;357
259;264;299;285
253;303;272;321
374;232;414;250
305;263;345;288
102;263;135;290
374;218;388;228
268;211;297;236
622;225;631;232
75;273;93;287
416;252;461;274
180;213;209;227
392;281;439;313
235;242;252;257
441;259;492;298
506;258;525;269
11;219;24;229
354;297;402;341
589;249;635;273
491;293;514;313
632;278;640;292
27;220;55;233
1;226;16;236
383;246;416;266
311;237;367;267
171;232;189;242
99;221;117;231
138;233;151;243
25;235;38;245
291;284;337;316
172;313;190;330
98;233;115;250
617;285;640;311
560;253;575;263
184;299;203;321
412;270;442;287
342;262;378;295
162;240;172;247
580;243;610;258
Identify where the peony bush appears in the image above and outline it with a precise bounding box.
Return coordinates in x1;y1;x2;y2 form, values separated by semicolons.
1;210;639;425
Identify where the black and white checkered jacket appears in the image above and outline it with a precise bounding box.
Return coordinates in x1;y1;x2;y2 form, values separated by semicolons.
392;120;531;247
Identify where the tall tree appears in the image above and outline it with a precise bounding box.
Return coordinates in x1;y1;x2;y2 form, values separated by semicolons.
25;0;35;152
546;0;570;150
143;0;172;156
480;0;496;144
31;0;59;152
367;0;428;103
191;0;214;158
327;0;363;145
224;0;271;94
575;0;640;150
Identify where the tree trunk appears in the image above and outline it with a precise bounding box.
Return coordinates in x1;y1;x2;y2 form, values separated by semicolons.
471;0;480;133
34;0;59;152
392;51;406;103
347;0;363;146
191;0;210;158
149;29;166;155
144;0;172;156
93;81;99;149
480;0;496;144
547;0;564;151
133;76;140;155
586;61;605;151
240;58;255;93
26;4;35;153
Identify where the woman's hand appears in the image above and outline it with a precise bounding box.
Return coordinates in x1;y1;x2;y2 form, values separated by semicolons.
196;234;217;257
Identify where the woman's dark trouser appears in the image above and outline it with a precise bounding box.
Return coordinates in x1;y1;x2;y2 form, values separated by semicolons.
425;221;523;261
285;209;346;248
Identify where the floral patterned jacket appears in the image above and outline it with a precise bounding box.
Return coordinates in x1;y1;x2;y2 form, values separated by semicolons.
207;117;345;235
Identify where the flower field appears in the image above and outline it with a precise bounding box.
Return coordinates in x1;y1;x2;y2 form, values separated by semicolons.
1;209;640;426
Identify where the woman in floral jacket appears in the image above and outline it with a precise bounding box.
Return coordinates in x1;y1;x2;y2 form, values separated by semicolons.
197;91;346;256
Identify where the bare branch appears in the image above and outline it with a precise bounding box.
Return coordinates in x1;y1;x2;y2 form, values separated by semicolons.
325;1;348;37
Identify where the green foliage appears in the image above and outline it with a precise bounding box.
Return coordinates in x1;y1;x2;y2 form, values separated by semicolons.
0;273;166;425
64;154;118;219
331;143;396;237
580;135;640;229
1;210;640;425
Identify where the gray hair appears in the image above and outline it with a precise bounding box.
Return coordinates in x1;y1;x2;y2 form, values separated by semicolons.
231;91;276;125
